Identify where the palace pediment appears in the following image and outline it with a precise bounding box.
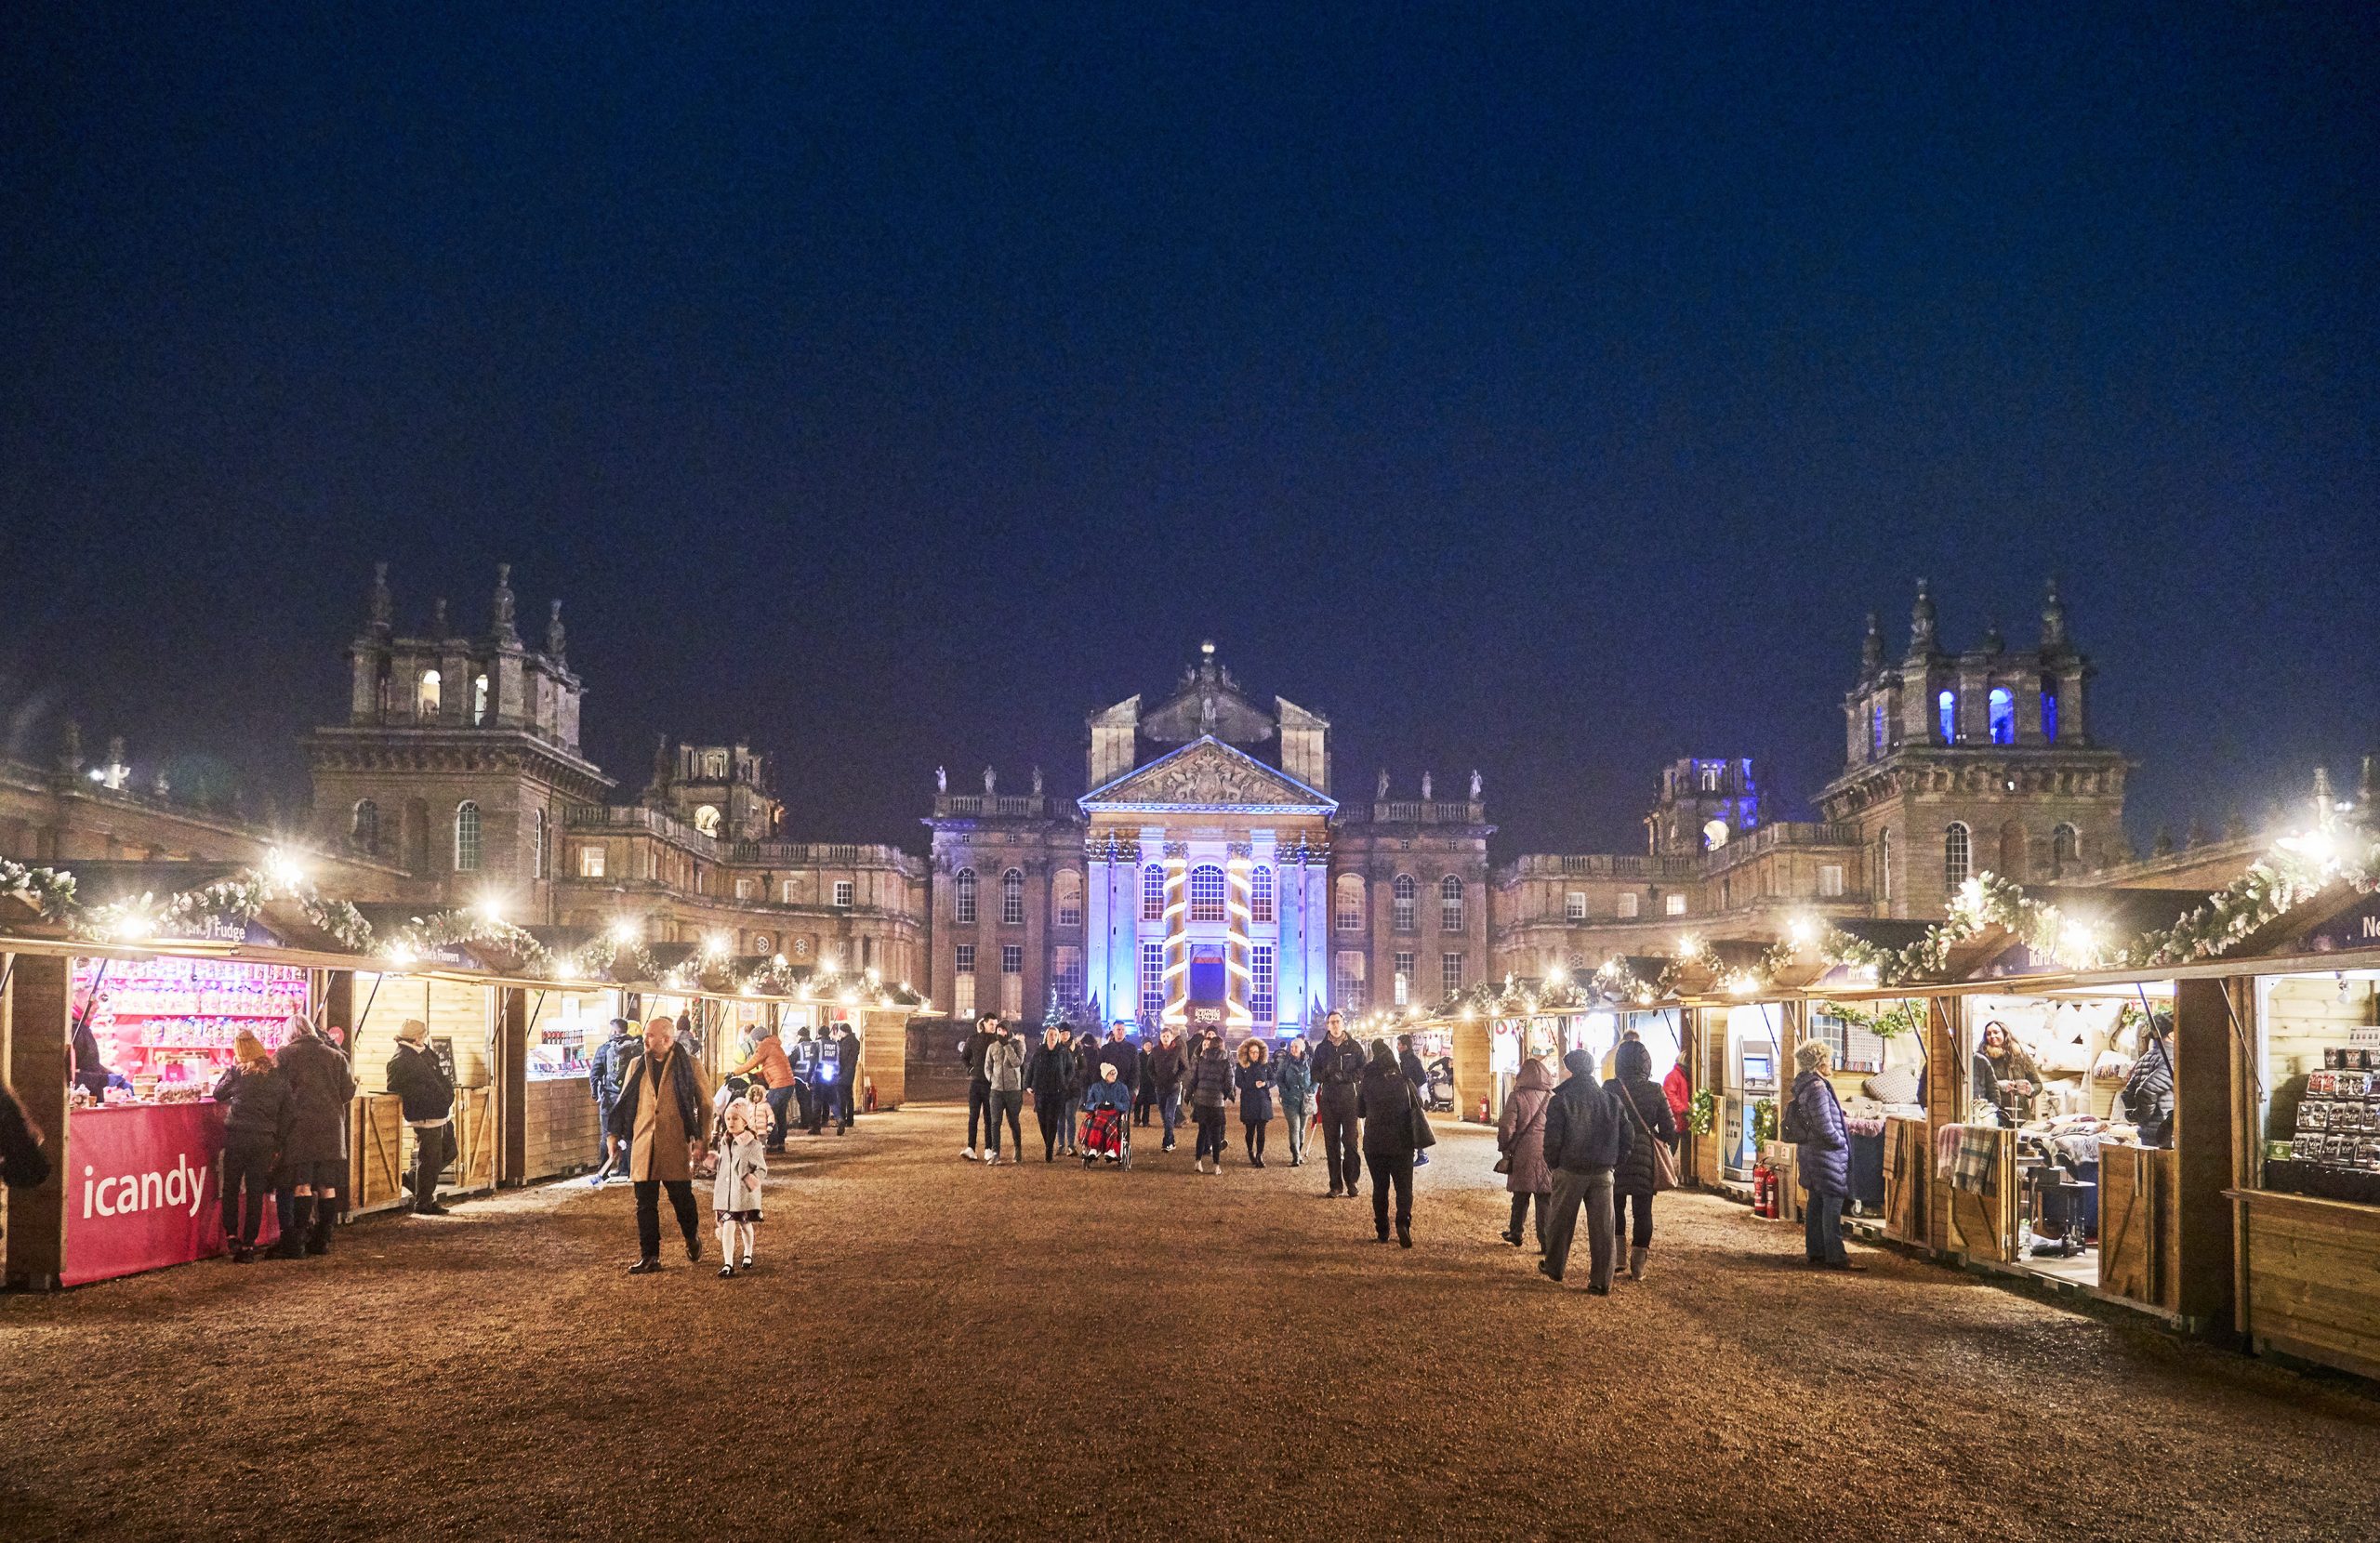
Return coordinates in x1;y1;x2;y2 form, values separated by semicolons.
1082;737;1335;814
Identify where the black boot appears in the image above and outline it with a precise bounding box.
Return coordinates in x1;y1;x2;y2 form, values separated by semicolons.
270;1192;306;1259
307;1199;337;1256
1396;1222;1412;1249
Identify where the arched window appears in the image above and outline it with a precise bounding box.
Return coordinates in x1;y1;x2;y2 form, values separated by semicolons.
1250;865;1274;924
351;798;379;853
417;669;442;719
454;801;482;872
534;809;549;878
954;866;978;924
1877;827;1894;904
1440;875;1464;932
2051;823;2079;879
1189;864;1226;923
1937;689;1956;743
1000;867;1025;926
1988;687;2015;745
2040;673;2060;742
1053;869;1082;928
1870;703;1888;757
1702;818;1730;850
1142;864;1165;922
472;673;490;726
1392;874;1417;932
693;804;721;837
1943;823;1971;890
1336;874;1365;933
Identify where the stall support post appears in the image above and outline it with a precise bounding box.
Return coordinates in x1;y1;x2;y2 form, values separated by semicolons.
1923;995;1962;1256
2174;975;2241;1339
3;953;72;1290
497;987;528;1187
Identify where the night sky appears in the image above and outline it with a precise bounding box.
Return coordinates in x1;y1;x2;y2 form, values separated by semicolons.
4;7;2374;857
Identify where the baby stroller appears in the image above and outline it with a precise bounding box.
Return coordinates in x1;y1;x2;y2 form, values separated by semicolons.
1078;1104;1131;1168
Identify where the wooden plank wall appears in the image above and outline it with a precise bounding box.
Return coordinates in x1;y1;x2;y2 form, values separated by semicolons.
857;1010;906;1110
3;954;70;1287
1882;1115;1927;1244
1924;996;1961;1253
521;1076;601;1181
2241;1193;2380;1382
349;1095;407;1215
1452;1014;1490;1123
351;973;494;1093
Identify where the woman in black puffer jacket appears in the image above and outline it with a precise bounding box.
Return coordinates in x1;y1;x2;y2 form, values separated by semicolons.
1184;1036;1236;1174
1607;1038;1677;1282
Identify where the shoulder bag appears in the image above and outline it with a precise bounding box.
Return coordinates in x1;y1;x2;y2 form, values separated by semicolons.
1494;1089;1545;1175
1409;1085;1438;1151
1620;1084;1679;1193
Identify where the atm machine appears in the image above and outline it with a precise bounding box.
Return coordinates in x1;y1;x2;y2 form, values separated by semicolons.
1724;1005;1779;1179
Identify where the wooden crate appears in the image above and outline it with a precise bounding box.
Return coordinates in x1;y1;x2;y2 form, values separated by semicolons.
2238;1188;2380;1382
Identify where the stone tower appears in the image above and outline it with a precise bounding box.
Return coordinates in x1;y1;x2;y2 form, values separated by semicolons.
303;562;614;917
1818;579;2125;918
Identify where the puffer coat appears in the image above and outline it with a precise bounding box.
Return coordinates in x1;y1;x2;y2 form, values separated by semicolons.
1234;1056;1275;1125
1610;1076;1677;1198
1496;1058;1555;1195
1273;1047;1315;1112
983;1035;1025;1093
1184;1047;1235;1110
1790;1069;1850;1197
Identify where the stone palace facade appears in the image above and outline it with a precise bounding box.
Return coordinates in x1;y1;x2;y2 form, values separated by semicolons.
2;565;2218;1024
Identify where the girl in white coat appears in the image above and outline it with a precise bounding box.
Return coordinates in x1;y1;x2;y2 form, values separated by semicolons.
712;1099;766;1276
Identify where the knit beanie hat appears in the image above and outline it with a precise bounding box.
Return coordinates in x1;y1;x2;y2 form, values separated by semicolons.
1562;1049;1596;1078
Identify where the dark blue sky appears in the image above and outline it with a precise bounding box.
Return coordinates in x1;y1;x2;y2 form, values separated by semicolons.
4;6;2374;854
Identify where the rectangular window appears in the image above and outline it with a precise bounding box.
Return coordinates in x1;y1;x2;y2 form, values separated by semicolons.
1335;951;1366;1013
734;877;756;900
1818;864;1845;898
1001;874;1025;926
835;880;854;908
1618;891;1640;918
1394;951;1414;1007
578;846;606;879
956;943;975;974
1565;891;1586;922
1250;945;1276;1025
954;944;976;1018
781;878;797;903
1189;865;1226;923
1250;870;1274;924
1140;943;1166;1018
1338;887;1362;932
1393;892;1416;931
1441;881;1463;933
1664;892;1687;917
1000;943;1023;1019
1057;886;1081;929
1051;945;1084;1009
1441;952;1464;999
1142;866;1165;922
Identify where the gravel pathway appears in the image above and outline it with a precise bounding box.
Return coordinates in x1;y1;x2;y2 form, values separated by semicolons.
4;1107;2376;1541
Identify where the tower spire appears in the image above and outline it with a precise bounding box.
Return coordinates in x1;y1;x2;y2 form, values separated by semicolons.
367;560;392;637
1860;611;1884;676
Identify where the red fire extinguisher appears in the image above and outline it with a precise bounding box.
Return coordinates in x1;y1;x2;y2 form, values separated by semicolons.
1752;1162;1777;1218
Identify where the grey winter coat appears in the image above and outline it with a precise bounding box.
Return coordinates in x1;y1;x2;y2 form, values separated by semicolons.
983;1035;1025;1093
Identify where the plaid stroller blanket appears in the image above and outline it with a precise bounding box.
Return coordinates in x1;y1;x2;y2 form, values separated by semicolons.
1081;1107;1124;1157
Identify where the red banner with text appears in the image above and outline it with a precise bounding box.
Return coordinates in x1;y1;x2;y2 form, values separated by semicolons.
64;1101;276;1286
